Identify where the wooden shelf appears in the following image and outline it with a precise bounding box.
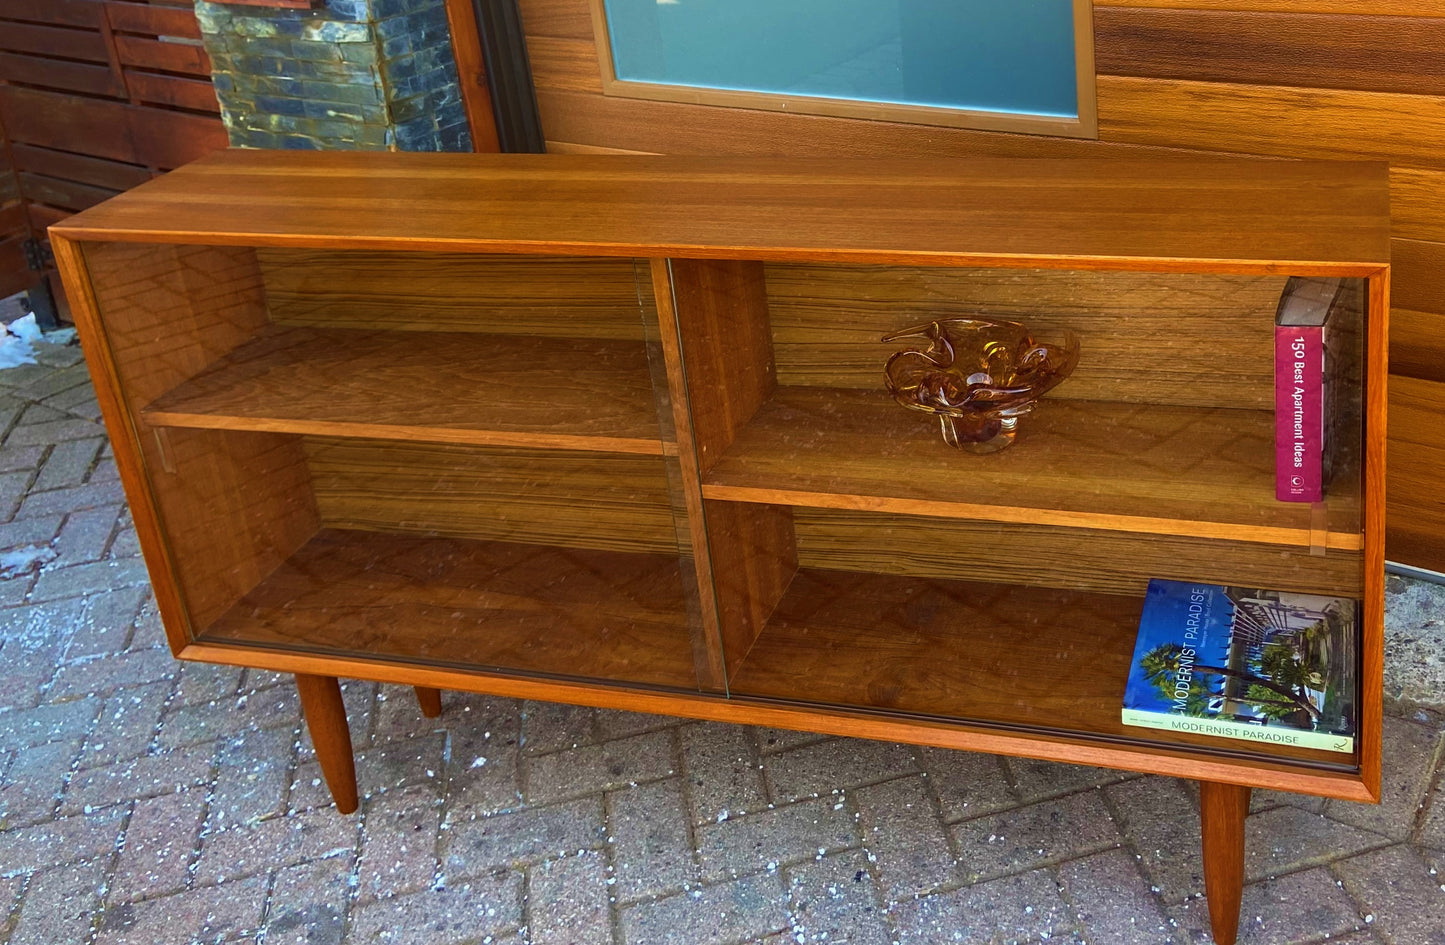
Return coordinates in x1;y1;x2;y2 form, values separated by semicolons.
198;529;699;689
702;388;1362;551
143;325;666;454
727;568;1358;770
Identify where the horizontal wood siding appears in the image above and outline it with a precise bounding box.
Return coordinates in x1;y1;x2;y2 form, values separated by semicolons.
519;0;1445;570
1094;9;1445;95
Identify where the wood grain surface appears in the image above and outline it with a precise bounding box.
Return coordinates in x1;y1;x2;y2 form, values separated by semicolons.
81;242;321;634
52;151;1390;274
700;499;797;677
258;249;645;339
666;259;776;473
304;438;678;555
201;529;699;690
81;241;269;410
1392;239;1445;316
766;263;1287;407
792;508;1363;598
1385;376;1445;570
659;258;794;677
531;89;1161;160
10;144;151;192
702;388;1362;550
0;52;126;99
1096;0;1434;14
1389;308;1445;383
727;568;1355;770
528;35;604;94
1099;76;1445;168
518;0;595;39
1096;8;1445;96
143;324;665;455
143;426;320;635
1388;168;1445;243
414;686;443;718
295;674;358;814
1199;780;1251;945
648;259;728;689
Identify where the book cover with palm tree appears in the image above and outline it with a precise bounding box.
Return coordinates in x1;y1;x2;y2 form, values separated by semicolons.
1122;579;1358;754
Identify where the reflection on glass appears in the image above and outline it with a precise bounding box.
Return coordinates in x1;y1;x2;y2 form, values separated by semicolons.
602;0;1079;118
882;317;1080;452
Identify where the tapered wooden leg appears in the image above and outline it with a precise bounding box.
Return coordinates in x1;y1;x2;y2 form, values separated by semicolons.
295;674;358;814
415;686;442;718
1199;780;1251;945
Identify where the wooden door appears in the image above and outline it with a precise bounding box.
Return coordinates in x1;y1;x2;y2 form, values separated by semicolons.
0;0;229;312
514;0;1445;573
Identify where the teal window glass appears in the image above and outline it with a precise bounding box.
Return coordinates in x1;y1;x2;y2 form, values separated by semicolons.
601;0;1080;119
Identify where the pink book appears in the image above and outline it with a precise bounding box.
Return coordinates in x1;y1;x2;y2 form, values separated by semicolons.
1275;278;1342;503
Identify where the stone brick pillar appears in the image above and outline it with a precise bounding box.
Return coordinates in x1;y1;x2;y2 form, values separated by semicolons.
195;0;471;151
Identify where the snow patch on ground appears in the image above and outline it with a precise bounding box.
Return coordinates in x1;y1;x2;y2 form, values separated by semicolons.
0;543;59;578
0;312;79;370
0;313;42;368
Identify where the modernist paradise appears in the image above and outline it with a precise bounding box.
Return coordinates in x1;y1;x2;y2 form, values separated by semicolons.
1121;579;1358;754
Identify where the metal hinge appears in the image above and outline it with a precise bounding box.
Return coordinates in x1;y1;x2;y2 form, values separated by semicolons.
22;238;54;272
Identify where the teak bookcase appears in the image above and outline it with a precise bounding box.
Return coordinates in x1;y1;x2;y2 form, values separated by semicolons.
51;151;1390;945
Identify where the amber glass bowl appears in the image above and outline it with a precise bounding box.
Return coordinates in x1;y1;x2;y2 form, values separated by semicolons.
882;317;1080;453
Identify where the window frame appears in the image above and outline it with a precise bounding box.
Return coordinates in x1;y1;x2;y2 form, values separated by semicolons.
586;0;1098;139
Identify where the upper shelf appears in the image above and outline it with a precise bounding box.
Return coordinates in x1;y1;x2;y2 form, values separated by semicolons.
53;151;1389;274
143;325;666;454
702;387;1362;551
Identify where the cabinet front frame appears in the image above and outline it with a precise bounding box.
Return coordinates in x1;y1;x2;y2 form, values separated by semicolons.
50;227;1389;806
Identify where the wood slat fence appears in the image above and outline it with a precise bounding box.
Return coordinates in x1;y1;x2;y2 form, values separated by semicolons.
0;0;227;307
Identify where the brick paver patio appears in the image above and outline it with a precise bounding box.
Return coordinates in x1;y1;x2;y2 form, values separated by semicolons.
2;327;1445;945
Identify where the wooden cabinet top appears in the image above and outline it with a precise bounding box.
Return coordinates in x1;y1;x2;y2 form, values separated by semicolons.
53;150;1390;274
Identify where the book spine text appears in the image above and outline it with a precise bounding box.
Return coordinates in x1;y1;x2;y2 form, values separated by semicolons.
1276;325;1324;502
1122;708;1353;753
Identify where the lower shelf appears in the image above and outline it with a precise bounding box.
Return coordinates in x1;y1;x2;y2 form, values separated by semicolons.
195;531;1359;774
727;568;1359;771
198;529;700;690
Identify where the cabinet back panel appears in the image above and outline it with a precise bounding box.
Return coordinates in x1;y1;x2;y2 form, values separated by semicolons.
766;264;1286;408
257;249;645;340
793;508;1364;599
304;438;679;554
81;241;321;639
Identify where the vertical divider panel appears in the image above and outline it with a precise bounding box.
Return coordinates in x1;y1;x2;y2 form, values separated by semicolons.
651;257;799;685
637;257;719;690
702;498;797;677
649;257;727;690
